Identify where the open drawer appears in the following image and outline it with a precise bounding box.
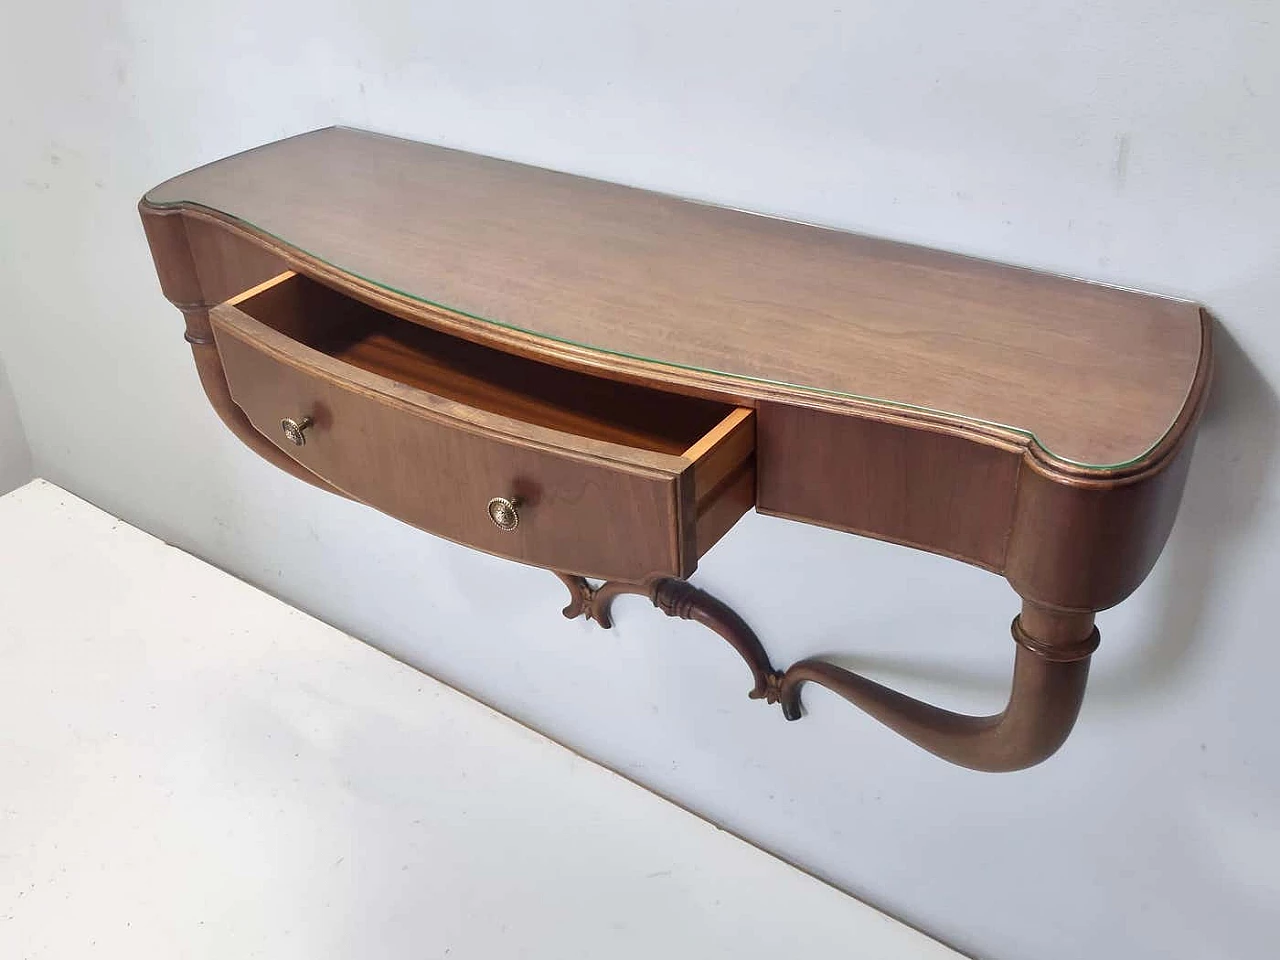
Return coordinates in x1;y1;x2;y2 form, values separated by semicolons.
209;272;756;581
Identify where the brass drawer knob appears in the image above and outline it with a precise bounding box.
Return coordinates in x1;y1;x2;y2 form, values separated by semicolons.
280;415;314;447
487;496;521;532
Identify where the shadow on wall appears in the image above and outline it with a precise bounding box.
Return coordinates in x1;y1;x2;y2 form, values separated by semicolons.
1091;320;1278;702
0;356;34;496
780;320;1276;706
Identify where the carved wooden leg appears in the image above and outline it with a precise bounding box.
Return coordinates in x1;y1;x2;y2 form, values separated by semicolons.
552;572;595;620
777;602;1100;772
551;572;783;703
552;572;1100;772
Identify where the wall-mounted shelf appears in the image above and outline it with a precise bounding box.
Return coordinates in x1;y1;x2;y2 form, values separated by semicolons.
140;127;1212;772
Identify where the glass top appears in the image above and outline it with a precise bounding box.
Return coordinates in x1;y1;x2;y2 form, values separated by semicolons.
146;127;1206;470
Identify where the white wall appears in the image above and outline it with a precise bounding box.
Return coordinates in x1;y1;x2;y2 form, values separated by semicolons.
0;354;33;495
2;3;1276;958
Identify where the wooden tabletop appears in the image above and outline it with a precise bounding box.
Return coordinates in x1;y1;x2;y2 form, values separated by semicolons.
146;127;1205;468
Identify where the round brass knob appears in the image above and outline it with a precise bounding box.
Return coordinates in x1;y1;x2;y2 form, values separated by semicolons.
486;496;521;532
280;416;314;447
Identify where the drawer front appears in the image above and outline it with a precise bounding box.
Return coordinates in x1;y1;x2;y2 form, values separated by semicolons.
212;320;694;581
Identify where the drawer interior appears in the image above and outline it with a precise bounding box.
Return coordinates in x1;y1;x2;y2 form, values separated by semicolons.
229;272;735;457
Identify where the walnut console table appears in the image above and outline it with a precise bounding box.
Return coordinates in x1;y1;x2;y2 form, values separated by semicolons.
140;127;1212;773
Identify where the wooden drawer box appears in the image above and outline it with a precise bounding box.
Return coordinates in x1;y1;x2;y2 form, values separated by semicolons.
209;272;755;581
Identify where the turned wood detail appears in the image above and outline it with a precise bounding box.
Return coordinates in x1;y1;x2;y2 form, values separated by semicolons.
778;606;1099;772
554;572;1099;772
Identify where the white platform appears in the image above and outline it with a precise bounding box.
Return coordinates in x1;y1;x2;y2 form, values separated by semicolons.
0;480;963;959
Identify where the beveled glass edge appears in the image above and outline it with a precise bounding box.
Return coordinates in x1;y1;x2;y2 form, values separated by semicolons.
142;195;1193;472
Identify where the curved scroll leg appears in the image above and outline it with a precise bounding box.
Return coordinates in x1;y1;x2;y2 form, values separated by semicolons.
777;603;1100;772
588;579;646;630
553;573;1099;772
553;572;782;703
553;572;595;620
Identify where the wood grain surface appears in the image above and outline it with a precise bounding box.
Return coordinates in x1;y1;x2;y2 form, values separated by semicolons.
146;126;1204;468
233;272;730;455
757;404;1022;572
210;278;756;581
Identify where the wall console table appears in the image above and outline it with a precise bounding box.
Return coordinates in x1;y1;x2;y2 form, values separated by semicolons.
140;127;1212;773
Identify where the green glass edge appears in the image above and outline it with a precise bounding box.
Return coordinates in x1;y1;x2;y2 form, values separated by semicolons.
145;196;1178;472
